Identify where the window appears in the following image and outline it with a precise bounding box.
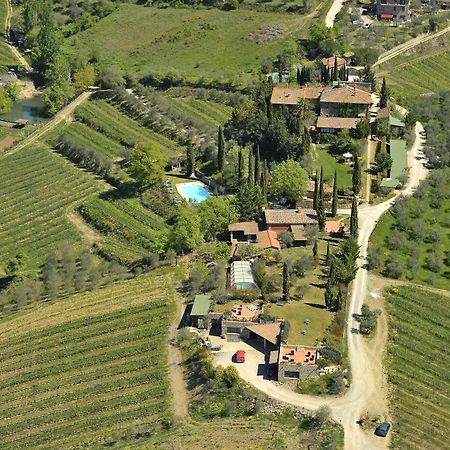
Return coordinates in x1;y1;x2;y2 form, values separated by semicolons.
284;371;300;379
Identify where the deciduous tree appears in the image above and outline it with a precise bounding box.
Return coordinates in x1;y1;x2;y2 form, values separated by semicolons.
269;159;308;203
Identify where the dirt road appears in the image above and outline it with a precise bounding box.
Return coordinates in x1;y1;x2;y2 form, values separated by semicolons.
325;0;346;28
214;123;428;449
3;0;32;70
2;91;92;158
374;25;450;67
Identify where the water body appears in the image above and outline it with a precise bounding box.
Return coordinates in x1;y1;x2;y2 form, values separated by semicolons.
0;95;50;125
176;181;210;203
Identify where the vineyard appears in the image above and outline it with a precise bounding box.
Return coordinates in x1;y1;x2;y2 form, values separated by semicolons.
0;270;175;449
385;286;450;450
79;196;170;265
0;144;103;269
378;34;450;104
0;1;16;70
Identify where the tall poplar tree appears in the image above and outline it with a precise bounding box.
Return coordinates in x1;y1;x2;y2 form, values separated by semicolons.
237;148;244;186
313;170;319;210
248;150;254;186
254;145;260;186
317;167;325;231
217;126;225;172
350;195;358;239
331;170;338;217
185;141;195;177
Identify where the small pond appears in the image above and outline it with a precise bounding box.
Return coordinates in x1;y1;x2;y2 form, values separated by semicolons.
0;95;50;125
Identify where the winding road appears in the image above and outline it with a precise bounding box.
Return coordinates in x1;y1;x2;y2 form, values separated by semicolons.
215;123;428;449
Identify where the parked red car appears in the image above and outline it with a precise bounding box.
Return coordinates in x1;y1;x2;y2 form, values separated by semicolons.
235;350;246;363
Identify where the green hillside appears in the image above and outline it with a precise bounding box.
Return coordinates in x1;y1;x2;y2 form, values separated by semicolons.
0;270;175;449
385;286;450;449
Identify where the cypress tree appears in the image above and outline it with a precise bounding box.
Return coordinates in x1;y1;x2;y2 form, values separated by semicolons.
380;77;388;108
186;141;195;177
326;242;331;266
217;126;225;172
282;261;290;302
317;167;325;232
333;56;338;81
313;240;319;267
331;170;338;217
352;156;361;196
297;67;301;85
313;170;319;210
254;145;260;186
350;195;358;239
248;150;254;186
237;148;244;186
260;160;269;197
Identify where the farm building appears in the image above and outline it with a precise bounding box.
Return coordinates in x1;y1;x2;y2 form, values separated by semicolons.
263;208;317;231
277;346;319;381
229;260;257;290
319;86;372;118
190;294;212;329
270;87;323;108
376;0;409;20
228;221;259;243
322;56;347;70
244;322;282;350
325;220;345;236
316;116;359;134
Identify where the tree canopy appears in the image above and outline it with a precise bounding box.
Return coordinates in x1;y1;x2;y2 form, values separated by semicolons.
269;159;308;203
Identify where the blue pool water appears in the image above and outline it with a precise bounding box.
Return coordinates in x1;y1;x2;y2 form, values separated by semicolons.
177;182;210;203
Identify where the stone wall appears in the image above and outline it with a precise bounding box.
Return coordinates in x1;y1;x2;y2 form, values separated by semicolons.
278;362;319;382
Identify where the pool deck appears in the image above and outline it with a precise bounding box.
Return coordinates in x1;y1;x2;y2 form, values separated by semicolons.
176;180;210;202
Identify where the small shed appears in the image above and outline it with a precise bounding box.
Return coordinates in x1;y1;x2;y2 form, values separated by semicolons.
190;294;212;329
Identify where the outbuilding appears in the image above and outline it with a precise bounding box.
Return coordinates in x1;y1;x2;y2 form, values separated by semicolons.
190;294;212;329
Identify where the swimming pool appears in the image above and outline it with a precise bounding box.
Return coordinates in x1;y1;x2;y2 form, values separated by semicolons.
176;181;210;203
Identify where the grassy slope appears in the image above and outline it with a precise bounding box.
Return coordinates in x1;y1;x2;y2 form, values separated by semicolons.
0;270;176;450
0;144;103;269
313;145;353;191
66;5;316;78
385;286;450;450
377;33;450;104
0;0;17;68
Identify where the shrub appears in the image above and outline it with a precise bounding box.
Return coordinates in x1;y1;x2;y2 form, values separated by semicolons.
278;230;294;248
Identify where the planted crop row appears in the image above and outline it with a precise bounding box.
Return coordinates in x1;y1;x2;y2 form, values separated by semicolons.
0;145;102;267
386;286;450;450
0;272;174;448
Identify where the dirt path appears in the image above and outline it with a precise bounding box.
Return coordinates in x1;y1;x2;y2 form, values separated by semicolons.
374;25;450;67
3;0;31;70
66;210;102;245
167;288;189;422
325;0;346;28
2;91;92;158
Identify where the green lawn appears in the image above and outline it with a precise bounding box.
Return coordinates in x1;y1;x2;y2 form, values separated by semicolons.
65;5;319;79
0;0;17;69
313;145;353;193
265;243;334;346
385;286;450;450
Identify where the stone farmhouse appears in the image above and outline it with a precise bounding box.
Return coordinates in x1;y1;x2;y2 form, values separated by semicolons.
376;0;410;20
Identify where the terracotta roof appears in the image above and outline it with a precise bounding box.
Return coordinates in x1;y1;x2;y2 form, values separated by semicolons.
246;322;281;346
321;56;347;69
280;346;317;365
228;221;258;235
379;13;394;19
377;107;390;119
270;87;324;105
264;208;317;226
255;230;281;250
320;86;372;105
325;220;344;233
316;116;359;129
231;304;259;320
290;224;308;241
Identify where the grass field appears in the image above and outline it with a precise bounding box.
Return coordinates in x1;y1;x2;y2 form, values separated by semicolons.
378;33;450;104
265;243;334;346
66;5;318;78
385;286;450;450
0;144;103;270
0;269;176;449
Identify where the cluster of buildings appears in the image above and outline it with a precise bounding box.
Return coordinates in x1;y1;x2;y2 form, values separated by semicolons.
271;82;373;136
189;294;320;381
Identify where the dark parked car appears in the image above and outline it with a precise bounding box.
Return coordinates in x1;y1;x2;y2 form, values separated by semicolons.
375;422;391;437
